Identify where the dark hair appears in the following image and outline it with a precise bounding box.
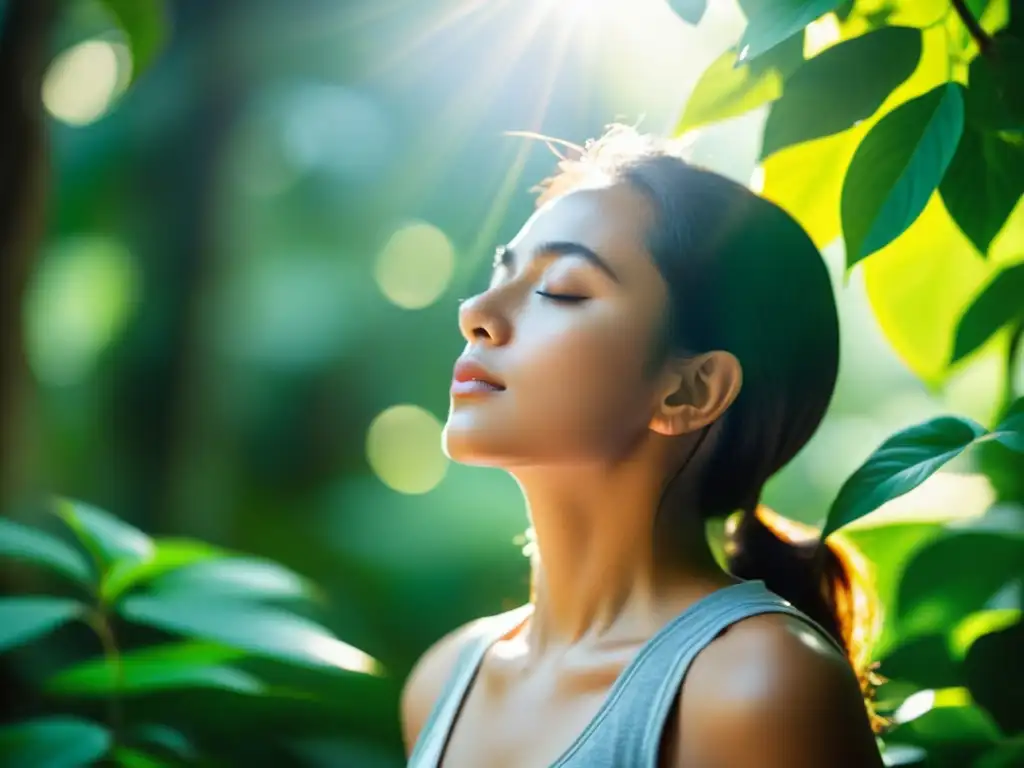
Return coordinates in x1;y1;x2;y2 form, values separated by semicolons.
533;126;883;730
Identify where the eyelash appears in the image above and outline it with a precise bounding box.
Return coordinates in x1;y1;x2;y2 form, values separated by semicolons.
535;291;588;303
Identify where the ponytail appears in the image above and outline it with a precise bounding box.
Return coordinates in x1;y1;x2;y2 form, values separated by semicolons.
725;504;886;733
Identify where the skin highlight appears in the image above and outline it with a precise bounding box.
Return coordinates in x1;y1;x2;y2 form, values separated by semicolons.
402;171;884;766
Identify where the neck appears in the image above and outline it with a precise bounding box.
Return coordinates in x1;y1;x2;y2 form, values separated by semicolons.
510;454;730;653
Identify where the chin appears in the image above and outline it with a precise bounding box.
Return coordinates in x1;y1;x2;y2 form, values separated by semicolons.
441;413;514;467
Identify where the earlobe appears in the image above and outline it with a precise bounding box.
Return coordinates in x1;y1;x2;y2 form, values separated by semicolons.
649;351;743;436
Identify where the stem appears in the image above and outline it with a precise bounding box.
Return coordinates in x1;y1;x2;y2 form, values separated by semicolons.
88;611;124;742
952;0;993;55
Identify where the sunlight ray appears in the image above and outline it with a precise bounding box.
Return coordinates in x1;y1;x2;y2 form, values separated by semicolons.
463;13;579;277
387;0;562;207
368;0;502;81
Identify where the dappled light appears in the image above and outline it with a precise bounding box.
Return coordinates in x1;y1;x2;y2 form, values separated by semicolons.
366;405;448;495
42;39;130;126
23;236;140;387
374;221;455;310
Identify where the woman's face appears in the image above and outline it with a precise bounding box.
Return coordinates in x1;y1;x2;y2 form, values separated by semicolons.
443;182;675;468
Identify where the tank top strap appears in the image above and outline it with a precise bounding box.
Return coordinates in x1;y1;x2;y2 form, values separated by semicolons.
556;579;844;767
407;605;533;768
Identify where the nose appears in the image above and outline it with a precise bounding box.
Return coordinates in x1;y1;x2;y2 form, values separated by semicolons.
457;291;511;346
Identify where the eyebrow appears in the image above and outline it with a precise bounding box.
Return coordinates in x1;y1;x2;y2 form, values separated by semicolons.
495;240;621;283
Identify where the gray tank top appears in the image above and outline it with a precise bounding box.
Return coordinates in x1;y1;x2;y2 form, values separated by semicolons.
407;579;845;767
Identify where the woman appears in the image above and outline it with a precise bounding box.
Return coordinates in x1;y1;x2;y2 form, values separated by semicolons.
401;126;885;767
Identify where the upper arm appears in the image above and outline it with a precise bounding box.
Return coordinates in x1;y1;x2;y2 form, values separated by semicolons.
677;616;883;768
399;620;485;757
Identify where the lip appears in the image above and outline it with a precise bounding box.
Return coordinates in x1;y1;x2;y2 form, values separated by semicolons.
451;357;505;397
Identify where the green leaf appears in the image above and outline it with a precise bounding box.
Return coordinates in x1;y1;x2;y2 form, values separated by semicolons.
119;595;381;675
940;127;1024;257
951;263;1024;364
0;518;94;587
0;716;111;767
848;520;947;654
0;598;83;654
100;539;222;603
965;620;1024;733
989;396;1024;452
974;738;1024;768
879;633;963;689
668;0;707;24
842;83;965;268
889;700;1001;753
675;49;783;135
822;416;985;538
964;33;1024;131
112;747;173;768
147;556;319;602
56;498;153;570
952;608;1022;656
127;725;195;763
96;0;168;79
737;0;843;62
761;26;922;159
897;528;1024;638
46;641;258;697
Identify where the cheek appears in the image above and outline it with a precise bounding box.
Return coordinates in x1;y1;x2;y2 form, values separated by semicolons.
444;310;658;465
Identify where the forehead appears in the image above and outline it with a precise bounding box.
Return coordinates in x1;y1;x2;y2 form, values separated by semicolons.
508;183;657;280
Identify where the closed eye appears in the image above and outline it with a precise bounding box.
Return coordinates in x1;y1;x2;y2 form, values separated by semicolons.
536;291;589;303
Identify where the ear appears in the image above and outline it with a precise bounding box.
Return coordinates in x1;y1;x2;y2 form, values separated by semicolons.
649;351;743;437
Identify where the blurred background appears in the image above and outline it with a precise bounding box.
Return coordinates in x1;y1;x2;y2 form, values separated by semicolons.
3;0;1016;764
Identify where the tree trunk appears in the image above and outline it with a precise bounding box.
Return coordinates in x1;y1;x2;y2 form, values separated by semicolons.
0;0;57;513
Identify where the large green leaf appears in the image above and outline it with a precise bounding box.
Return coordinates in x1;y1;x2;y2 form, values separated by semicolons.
897;527;1024;638
761;26;922;159
940;127;1024;258
119;595;380;675
675;49;783;135
96;0;168;79
100;539;222;603
0;598;84;654
965;620;1024;733
667;0;707;24
56;498;153;570
46;641;258;697
842;83;965;268
147;556;320;603
951;264;1024;364
0;716;111;767
737;0;843;62
0;518;94;587
822;416;985;538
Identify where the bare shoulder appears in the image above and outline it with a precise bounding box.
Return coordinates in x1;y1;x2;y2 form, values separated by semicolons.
677;613;883;768
399;608;524;756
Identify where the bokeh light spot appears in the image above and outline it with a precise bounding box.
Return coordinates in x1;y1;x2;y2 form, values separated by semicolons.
43;40;131;126
366;405;448;495
282;84;393;181
374;221;455;310
24;236;140;386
